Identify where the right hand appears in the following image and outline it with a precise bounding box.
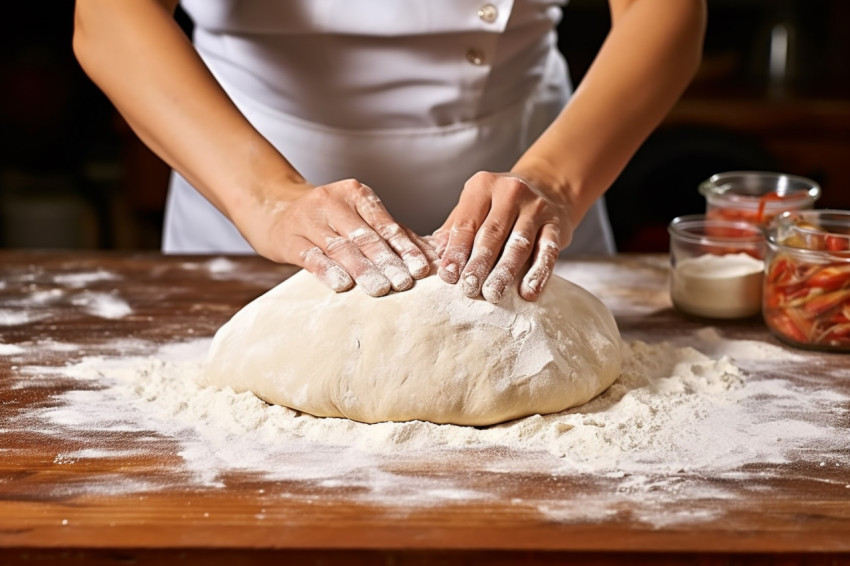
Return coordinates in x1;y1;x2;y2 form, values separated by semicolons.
244;179;434;297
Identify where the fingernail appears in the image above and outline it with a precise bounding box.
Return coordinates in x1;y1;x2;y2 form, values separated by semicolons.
521;277;540;300
359;272;392;297
462;274;480;297
406;255;431;279
439;263;460;283
482;283;502;304
387;266;414;292
327;266;354;293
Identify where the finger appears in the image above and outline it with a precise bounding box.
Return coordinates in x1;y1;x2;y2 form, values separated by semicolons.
297;242;355;293
404;228;440;269
351;185;430;282
297;243;355;292
481;229;535;304
373;222;431;280
430;223;452;258
460;215;514;298
438;220;478;285
322;232;393;297
346;227;414;292
437;175;493;285
519;223;561;301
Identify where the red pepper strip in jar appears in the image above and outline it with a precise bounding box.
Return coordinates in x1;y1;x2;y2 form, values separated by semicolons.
764;254;850;348
826;235;850;252
807;264;850;292
801;288;850;318
765;308;810;344
708;192;811;226
756;193;785;224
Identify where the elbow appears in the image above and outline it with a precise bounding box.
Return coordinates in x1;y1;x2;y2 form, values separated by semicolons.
72;5;93;73
683;0;708;82
72;2;106;78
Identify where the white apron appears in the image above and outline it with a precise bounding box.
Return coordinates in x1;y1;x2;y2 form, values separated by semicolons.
164;0;615;255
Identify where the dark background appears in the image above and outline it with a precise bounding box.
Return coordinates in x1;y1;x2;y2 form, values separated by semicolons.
2;0;848;252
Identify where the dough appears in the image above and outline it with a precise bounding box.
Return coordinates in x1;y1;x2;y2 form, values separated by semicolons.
201;270;623;426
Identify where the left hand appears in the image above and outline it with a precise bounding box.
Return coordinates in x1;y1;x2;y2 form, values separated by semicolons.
432;171;574;303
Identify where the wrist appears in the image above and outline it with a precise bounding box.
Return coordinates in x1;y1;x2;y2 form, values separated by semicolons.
228;169;312;248
511;156;584;228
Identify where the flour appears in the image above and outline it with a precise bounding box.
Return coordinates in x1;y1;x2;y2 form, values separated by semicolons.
203;257;239;274
53;270;120;288
15;331;847;487
70;291;133;319
0;342;25;355
0;308;48;326
1;268;131;322
671;253;764;319
7;313;849;527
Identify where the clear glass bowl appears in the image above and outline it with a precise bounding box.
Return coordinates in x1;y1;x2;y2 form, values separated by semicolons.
668;215;766;319
764;209;850;352
699;171;821;226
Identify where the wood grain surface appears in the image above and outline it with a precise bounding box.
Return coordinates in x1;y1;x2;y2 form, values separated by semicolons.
0;251;848;565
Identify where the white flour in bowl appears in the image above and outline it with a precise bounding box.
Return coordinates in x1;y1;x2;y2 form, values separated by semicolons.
670;253;765;319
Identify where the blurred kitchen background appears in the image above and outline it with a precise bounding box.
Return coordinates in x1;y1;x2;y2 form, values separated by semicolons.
1;0;848;252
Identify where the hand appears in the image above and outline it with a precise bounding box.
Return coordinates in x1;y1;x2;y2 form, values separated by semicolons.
246;179;433;297
432;171;573;303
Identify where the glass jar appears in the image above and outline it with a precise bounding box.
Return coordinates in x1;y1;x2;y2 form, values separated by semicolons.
668;215;766;319
699;171;821;226
764;210;850;351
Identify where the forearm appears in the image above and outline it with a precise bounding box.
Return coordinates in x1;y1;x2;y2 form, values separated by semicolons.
513;0;707;230
72;0;306;227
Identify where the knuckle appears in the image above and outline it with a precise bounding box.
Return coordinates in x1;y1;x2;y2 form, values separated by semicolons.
503;176;529;196
506;231;534;253
376;222;405;242
489;176;529;202
539;238;561;260
311;184;333;200
468;170;495;185
450;218;480;237
338;178;363;192
348;227;383;248
325;235;352;255
526;198;552;217
476;220;510;244
299;245;323;263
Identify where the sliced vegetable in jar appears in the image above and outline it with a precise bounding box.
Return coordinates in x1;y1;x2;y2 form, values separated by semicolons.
764;215;850;350
707;192;813;226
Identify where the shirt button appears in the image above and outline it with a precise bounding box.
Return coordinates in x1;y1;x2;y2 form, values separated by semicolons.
478;4;498;23
466;48;486;66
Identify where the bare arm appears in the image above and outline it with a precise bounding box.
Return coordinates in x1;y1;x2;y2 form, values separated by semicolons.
73;0;430;295
436;0;707;302
73;0;300;221
513;0;707;228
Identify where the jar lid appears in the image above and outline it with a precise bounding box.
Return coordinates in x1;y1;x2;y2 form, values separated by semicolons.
698;171;821;208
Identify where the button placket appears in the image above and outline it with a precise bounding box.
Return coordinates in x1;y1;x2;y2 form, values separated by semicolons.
467;3;500;67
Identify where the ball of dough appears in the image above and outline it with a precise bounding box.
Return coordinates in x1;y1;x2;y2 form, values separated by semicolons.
201;270;623;426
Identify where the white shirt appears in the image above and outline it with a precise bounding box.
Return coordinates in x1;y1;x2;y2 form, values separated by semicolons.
165;0;615;254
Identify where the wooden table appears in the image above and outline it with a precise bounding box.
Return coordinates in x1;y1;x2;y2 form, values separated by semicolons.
1;251;848;565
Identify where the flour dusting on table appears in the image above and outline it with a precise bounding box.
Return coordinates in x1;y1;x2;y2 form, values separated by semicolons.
9;328;849;526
